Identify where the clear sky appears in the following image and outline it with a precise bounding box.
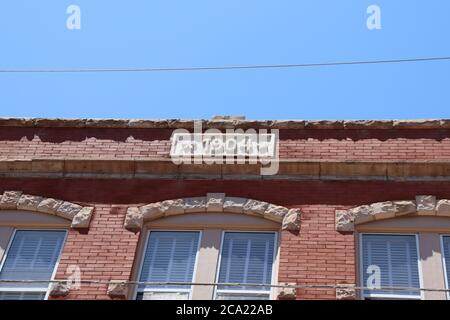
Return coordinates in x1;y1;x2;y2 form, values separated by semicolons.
0;1;449;120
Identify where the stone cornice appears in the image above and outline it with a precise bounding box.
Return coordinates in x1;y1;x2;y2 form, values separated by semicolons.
1;117;450;130
1;158;450;181
0;190;94;228
335;195;450;232
124;193;302;233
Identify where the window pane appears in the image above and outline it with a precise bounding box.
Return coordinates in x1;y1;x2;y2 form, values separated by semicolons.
0;230;66;300
138;231;200;293
0;292;46;300
136;291;190;300
442;236;450;296
0;230;66;295
361;234;420;298
217;232;275;293
216;292;270;300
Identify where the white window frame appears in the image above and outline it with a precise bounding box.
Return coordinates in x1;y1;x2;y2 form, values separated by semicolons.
440;234;450;300
134;229;202;300
213;230;278;300
0;228;68;300
359;232;423;300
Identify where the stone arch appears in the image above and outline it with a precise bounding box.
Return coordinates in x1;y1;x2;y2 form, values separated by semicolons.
0;190;94;228
124;193;301;232
335;195;450;232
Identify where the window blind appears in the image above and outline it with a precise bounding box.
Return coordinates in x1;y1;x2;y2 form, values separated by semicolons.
361;234;420;298
138;231;200;295
442;236;450;296
216;232;275;299
0;230;66;300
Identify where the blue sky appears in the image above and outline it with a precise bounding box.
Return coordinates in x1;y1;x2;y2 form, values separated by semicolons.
0;1;449;120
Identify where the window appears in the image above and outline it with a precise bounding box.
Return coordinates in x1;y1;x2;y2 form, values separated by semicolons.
442;236;450;299
360;234;421;299
215;232;276;300
136;231;200;300
0;230;66;300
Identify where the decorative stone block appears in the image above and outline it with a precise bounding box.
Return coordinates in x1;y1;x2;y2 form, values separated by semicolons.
71;207;94;228
277;283;296;300
206;193;225;212
183;197;206;213
264;204;288;222
335;210;354;232
243;199;268;216
17;194;43;211
0;191;23;209
223;197;247;213
352;205;374;224
161;199;185;216
49;281;70;297
282;209;301;231
436;199;450;217
141;202;165;220
416;195;436;216
107;281;130;299
336;285;356;300
56;201;83;220
37;198;63;215
124;207;143;232
393;200;416;216
370;201;397;220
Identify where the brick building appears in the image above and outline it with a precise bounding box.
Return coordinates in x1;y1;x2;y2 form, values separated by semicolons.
1;117;450;300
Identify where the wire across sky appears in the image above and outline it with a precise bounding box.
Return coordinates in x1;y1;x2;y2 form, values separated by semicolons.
0;56;449;73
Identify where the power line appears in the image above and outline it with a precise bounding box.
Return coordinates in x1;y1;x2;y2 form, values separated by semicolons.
1;279;450;293
0;56;449;73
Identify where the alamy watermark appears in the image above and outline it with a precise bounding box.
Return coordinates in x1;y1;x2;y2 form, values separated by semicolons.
367;5;382;30
170;122;279;175
366;264;381;290
66;5;81;30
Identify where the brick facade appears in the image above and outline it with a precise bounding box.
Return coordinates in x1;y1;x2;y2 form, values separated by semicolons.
1;118;450;300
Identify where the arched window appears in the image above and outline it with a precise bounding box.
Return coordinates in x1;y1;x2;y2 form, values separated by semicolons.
0;191;94;300
123;193;301;300
336;195;450;300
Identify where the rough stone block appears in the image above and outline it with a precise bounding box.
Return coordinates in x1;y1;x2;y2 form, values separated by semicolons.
206;193;225;212
71;207;94;228
0;191;23;210
282;209;301;231
223;197;247;213
416;195;436;216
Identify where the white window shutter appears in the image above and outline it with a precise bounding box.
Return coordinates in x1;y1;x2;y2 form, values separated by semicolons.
0;230;66;299
217;232;275;298
139;231;200;293
361;234;420;298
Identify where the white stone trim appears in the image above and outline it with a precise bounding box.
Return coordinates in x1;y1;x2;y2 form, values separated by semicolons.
335;195;450;232
0;190;94;229
124;193;301;232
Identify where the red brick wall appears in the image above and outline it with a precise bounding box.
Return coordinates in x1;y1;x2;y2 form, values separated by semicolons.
2;127;450;161
2;178;450;299
2;125;450;299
